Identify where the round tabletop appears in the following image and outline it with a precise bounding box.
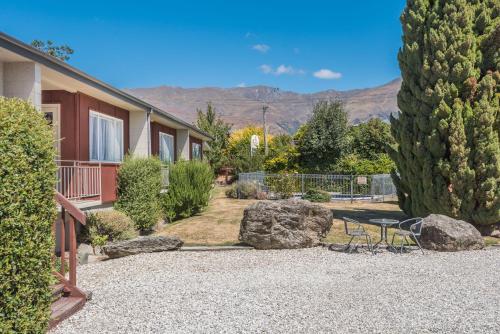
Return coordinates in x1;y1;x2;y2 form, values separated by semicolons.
368;218;399;226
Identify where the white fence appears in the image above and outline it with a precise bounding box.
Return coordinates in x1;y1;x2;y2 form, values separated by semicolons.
238;172;397;202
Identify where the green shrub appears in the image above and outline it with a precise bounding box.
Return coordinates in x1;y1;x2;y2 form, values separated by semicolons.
162;160;214;220
266;174;297;199
83;210;137;253
302;188;331;202
0;97;57;333
115;156;162;232
226;182;259;199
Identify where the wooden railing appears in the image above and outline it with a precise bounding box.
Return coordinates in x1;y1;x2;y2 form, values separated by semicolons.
56;160;101;201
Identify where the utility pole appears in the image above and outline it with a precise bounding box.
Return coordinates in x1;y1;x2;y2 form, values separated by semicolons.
262;105;269;156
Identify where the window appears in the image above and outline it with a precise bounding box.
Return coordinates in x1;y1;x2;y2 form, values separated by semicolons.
89;111;124;162
159;132;174;163
192;142;202;160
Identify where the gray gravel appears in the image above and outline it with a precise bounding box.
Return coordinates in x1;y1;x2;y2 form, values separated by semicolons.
52;248;500;334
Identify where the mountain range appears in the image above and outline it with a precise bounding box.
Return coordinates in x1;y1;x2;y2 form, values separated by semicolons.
125;78;401;134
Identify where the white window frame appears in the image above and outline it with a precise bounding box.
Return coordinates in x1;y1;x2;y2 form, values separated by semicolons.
89;110;124;163
159;132;175;164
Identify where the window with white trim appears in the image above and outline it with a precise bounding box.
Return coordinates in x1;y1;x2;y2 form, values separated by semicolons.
192;142;202;160
89;111;124;162
159;132;174;163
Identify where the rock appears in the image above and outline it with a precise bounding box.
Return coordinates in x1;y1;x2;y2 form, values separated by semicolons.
420;214;484;251
239;199;333;249
102;236;183;259
491;230;500;239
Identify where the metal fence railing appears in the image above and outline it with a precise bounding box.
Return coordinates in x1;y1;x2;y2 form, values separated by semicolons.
238;172;397;202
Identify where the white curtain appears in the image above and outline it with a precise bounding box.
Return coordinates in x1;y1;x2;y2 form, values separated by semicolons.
192;143;201;160
159;133;174;163
90;112;123;162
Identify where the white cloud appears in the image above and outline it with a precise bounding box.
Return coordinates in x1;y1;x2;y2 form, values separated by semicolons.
313;69;342;80
252;44;270;53
237;82;246;87
259;64;305;76
259;64;273;74
245;32;257;38
275;64;294;75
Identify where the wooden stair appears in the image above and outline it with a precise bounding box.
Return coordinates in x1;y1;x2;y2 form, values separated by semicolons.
50;192;88;330
50;296;86;328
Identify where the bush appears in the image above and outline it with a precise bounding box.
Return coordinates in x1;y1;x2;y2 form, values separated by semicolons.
226;182;259;199
266;174;297;199
302;188;331;202
0;97;57;333
115;156;162;232
162;160;214;220
84;210;137;253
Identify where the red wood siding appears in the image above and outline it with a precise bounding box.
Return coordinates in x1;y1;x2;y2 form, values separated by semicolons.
42;91;130;162
189;136;203;160
42;90;77;161
151;122;177;162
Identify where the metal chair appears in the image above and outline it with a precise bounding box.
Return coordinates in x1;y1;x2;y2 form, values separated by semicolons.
342;217;374;255
390;218;424;254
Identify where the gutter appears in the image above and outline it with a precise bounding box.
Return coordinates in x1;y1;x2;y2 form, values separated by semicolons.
0;32;213;140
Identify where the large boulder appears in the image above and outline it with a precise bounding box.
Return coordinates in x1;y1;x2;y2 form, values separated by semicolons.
420;214;484;251
239;199;333;249
103;235;183;259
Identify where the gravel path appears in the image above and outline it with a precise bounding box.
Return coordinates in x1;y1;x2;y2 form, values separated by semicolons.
52;248;500;334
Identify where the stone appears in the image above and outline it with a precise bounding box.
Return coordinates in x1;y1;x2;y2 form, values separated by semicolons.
102;235;183;259
239;199;333;249
420;214;484;251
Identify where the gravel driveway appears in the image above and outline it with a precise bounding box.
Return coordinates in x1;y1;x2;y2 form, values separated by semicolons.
52;248;500;334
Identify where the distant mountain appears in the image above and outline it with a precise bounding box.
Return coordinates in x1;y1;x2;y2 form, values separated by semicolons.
125;78;401;134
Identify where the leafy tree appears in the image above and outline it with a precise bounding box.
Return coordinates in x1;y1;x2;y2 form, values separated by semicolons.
264;134;300;172
390;0;499;225
297;100;350;171
349;118;394;159
196;103;232;172
31;40;74;61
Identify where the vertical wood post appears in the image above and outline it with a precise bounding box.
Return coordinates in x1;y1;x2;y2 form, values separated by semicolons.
60;208;66;276
69;216;77;286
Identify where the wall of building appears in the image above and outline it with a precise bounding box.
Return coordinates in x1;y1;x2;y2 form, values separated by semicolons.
151;122;177;161
42;90;78;160
129;110;149;157
3;62;41;109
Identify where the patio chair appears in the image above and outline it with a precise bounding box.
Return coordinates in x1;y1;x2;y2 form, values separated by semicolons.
342;217;374;255
390;217;424;254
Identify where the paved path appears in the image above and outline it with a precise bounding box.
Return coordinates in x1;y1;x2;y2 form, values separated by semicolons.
52;248;500;333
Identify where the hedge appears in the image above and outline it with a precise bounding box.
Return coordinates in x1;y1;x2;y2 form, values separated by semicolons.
0;97;57;333
115;155;162;232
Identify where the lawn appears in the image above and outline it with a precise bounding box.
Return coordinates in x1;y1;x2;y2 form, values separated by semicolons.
158;185;499;247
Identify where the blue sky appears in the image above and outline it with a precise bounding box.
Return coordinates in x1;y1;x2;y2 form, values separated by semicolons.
0;0;406;93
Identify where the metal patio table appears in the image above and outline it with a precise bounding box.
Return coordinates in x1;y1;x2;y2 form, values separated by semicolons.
368;218;399;251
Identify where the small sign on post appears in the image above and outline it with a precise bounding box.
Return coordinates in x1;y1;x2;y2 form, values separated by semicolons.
250;135;260;157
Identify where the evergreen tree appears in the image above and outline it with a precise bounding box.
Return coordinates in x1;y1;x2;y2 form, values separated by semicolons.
390;0;499;225
298;100;350;172
196;102;232;173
